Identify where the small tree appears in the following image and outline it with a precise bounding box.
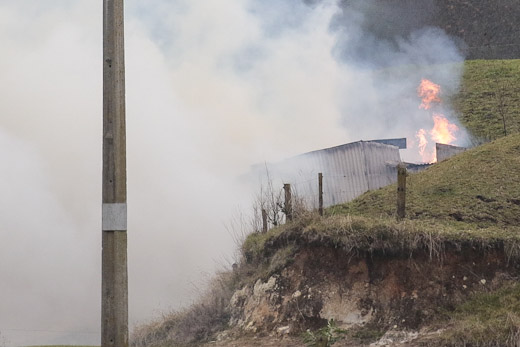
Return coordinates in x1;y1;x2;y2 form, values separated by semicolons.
253;166;285;231
493;62;514;137
496;80;511;136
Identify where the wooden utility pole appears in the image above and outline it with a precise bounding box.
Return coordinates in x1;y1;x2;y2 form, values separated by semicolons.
318;173;323;216
102;0;128;346
284;184;293;222
396;163;407;220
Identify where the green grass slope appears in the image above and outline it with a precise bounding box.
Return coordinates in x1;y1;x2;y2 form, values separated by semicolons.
453;59;520;140
435;283;520;346
331;134;520;229
244;135;520;271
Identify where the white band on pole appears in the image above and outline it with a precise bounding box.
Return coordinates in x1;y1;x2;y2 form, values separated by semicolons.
102;203;127;231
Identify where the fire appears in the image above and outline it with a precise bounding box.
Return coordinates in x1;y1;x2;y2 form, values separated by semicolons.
430;114;458;144
414;79;459;163
418;79;441;110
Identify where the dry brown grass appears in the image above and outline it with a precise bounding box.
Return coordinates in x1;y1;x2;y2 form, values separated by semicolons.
243;212;520;270
131;271;237;347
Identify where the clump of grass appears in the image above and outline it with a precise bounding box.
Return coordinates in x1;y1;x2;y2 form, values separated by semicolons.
302;321;385;346
242;213;319;263
303;319;348;347
131;271;237;347
433;284;520;347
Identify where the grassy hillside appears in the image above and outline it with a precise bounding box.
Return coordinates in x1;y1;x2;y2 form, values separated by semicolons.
240;95;520;345
433;0;520;59
239;134;520;347
246;134;520;254
453;59;520;140
330;134;520;229
337;0;520;60
327;59;520;229
244;59;520;261
244;136;520;267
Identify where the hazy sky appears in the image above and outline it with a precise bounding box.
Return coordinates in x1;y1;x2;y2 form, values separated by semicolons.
0;0;465;345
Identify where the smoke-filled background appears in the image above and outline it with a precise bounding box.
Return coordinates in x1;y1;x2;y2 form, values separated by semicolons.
0;0;466;345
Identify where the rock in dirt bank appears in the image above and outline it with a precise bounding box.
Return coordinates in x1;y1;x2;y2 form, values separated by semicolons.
223;245;519;344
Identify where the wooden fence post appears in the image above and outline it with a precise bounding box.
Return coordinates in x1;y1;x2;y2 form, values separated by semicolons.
318;173;323;216
284;183;293;222
397;163;407;220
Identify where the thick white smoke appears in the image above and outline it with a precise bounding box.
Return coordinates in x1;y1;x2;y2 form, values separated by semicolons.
0;0;465;345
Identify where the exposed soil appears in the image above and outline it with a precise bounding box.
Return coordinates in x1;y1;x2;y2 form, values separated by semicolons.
224;245;519;345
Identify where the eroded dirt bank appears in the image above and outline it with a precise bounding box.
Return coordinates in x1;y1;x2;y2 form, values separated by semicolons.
219;245;519;345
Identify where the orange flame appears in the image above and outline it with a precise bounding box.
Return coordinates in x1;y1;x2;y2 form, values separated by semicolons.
418;79;441;110
430;114;458;145
414;79;459;163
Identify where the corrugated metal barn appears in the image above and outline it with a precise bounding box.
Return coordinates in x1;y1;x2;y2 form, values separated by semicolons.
254;140;402;208
249;139;466;210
